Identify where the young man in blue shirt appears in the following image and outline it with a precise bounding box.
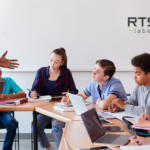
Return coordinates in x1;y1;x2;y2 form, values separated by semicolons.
62;59;127;110
0;69;26;150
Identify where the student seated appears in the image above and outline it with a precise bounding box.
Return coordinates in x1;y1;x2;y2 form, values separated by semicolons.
29;48;78;150
109;53;150;115
0;68;26;150
130;113;150;145
62;59;127;110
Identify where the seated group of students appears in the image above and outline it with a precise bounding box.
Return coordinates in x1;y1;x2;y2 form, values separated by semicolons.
0;49;150;150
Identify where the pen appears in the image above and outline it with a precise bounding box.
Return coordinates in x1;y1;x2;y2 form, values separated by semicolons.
133;128;139;146
27;88;31;92
27;88;40;98
145;105;147;118
113;104;116;113
67;89;69;100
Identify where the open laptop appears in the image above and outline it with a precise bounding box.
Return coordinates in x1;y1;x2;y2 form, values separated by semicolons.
81;108;130;146
0;81;5;94
64;138;72;150
68;93;113;124
68;93;93;115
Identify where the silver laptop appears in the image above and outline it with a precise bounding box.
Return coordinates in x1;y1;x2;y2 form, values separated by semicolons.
81;108;130;146
68;93;91;115
64;138;72;150
0;81;5;94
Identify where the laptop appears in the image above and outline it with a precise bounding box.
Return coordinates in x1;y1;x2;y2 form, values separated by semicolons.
0;81;5;94
64;138;72;150
68;93;93;115
81;108;130;146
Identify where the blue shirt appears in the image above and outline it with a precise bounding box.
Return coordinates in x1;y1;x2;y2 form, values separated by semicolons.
84;77;127;104
2;77;21;94
1;77;21;114
43;80;57;96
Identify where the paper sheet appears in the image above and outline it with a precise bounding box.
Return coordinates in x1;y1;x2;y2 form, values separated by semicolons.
120;145;150;150
103;111;139;121
124;117;138;124
31;95;51;101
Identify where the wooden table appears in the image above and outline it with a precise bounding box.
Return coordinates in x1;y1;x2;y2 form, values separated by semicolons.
59;121;133;150
35;102;134;150
35;101;82;122
0;101;48;150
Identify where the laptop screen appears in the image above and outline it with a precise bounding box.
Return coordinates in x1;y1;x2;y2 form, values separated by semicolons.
81;108;105;143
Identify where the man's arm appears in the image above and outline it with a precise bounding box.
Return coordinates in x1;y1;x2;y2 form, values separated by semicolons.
0;90;26;100
77;92;89;100
112;98;149;115
0;51;19;69
61;92;89;105
96;94;117;110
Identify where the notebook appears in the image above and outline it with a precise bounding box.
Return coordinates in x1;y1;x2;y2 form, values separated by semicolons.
0;98;28;106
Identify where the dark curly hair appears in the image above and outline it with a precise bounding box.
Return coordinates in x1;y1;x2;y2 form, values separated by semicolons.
131;53;150;74
96;59;116;79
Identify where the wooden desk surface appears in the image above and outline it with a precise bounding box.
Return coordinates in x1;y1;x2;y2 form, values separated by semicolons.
0;101;48;111
59;121;133;150
35;101;82;122
35;102;111;122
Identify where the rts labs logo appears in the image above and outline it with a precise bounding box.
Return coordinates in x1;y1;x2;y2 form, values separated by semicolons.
128;17;150;33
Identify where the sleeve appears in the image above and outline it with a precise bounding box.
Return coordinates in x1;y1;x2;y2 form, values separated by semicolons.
29;69;41;97
84;80;92;96
124;86;144;115
68;70;78;94
124;85;138;105
108;81;126;99
125;104;150;115
9;78;21;93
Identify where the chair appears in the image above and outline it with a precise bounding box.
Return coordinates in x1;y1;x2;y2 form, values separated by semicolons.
0;112;20;150
126;93;131;97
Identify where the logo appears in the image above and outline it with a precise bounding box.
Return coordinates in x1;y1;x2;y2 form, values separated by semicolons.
128;17;150;33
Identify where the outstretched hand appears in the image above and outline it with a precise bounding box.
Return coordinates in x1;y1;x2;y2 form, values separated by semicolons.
0;51;19;69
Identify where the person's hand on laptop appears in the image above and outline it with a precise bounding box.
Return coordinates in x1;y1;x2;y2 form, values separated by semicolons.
0;94;6;100
108;103;120;113
61;92;71;105
0;51;19;69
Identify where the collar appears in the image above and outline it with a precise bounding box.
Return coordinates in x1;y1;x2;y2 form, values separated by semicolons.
46;66;64;78
97;76;114;90
143;84;150;91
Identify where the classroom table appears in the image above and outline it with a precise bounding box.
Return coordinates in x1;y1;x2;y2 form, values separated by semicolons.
0;101;49;150
35;101;83;122
59;121;133;150
35;102;134;150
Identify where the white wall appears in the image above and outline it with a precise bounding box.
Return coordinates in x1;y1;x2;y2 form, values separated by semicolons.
1;71;136;133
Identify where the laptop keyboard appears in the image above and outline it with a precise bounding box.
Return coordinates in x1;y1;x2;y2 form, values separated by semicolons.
95;134;121;143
